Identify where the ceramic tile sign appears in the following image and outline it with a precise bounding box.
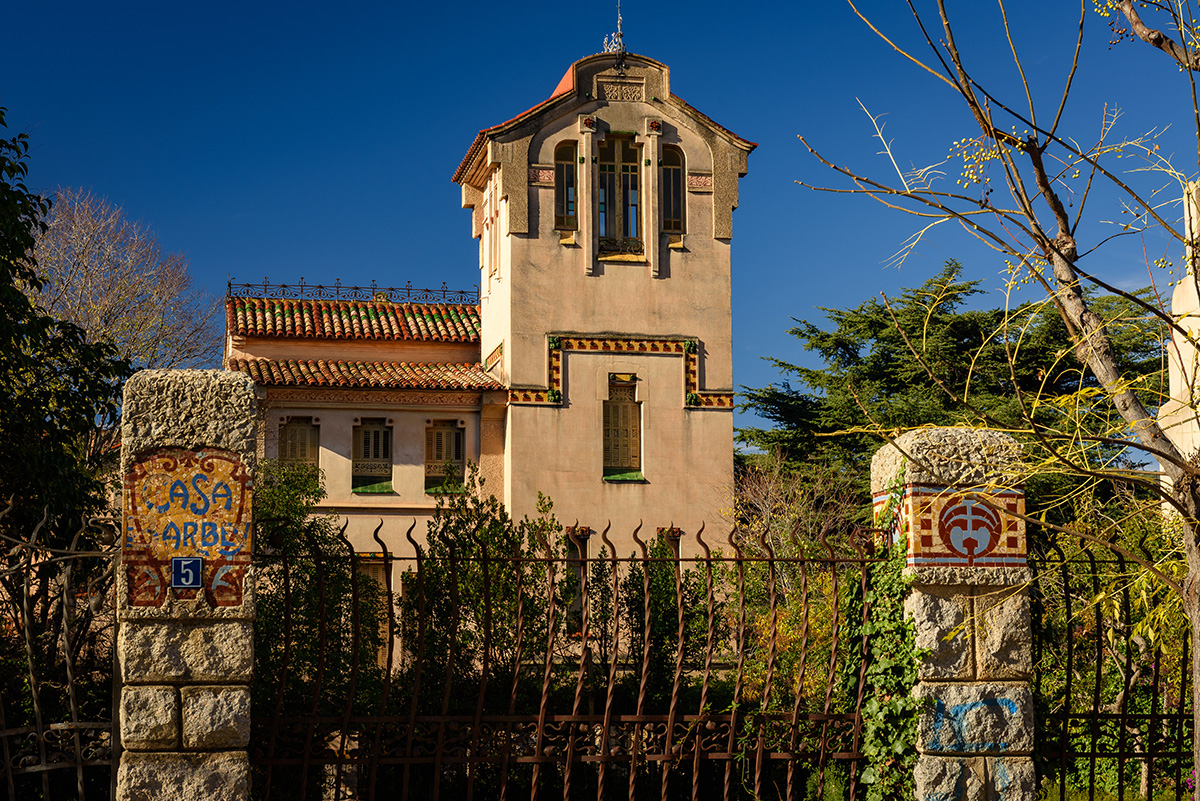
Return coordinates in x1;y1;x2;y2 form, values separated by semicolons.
123;448;252;607
873;484;1027;569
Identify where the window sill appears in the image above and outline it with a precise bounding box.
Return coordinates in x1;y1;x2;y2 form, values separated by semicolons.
598;254;647;264
352;481;395;495
603;470;647;484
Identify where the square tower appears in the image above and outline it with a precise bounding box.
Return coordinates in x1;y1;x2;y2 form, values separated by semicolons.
454;52;755;550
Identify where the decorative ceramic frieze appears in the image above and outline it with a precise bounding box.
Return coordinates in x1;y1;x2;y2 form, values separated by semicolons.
597;78;644;102
507;335;731;409
872;484;1027;569
265;388;483;407
486;342;504;372
687;172;714;192
528;166;554;186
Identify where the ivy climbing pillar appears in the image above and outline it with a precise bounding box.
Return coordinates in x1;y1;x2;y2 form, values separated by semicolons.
871;428;1036;801
116;370;258;801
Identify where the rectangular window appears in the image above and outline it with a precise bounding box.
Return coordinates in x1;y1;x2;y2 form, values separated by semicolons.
555;142;577;229
603;375;641;479
662;147;685;233
279;417;319;466
425;421;466;490
598;137;643;256
353;418;393;493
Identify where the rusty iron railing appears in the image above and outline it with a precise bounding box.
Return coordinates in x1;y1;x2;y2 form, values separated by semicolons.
249;523;886;800
1032;538;1194;800
227;278;480;305
0;507;118;800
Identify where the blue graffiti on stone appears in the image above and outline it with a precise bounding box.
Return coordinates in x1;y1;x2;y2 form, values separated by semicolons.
927;698;1018;752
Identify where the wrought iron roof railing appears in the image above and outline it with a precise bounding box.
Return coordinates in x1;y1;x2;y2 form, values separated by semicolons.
227;277;480;305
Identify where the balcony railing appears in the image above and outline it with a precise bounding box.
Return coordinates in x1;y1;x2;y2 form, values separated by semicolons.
227;278;480;305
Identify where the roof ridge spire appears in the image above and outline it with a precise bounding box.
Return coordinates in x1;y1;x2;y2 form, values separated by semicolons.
603;1;626;62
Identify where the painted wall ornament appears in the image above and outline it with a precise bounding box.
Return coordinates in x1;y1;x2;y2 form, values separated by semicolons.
872;484;1026;569
123;447;252;607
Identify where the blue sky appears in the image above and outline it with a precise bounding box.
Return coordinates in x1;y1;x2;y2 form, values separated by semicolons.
4;2;1194;433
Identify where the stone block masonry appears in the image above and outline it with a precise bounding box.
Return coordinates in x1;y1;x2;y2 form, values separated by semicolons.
872;428;1036;801
117;370;257;801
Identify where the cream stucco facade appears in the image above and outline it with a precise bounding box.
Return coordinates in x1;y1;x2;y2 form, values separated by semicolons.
225;51;753;557
1160;183;1200;464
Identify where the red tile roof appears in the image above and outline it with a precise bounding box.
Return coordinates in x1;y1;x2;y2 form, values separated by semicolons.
227;297;481;342
228;358;502;390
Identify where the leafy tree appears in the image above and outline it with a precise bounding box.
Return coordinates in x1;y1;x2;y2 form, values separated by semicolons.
0;107;130;800
396;471;560;717
740;261;1165;523
0;112;129;544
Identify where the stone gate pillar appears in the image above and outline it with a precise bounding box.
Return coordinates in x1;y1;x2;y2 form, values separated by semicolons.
871;428;1036;801
116;370;258;800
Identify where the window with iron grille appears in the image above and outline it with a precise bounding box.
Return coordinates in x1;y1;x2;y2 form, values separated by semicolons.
603;375;641;479
353;418;393;492
555;141;577;230
425;421;465;490
598;137;642;256
662;146;685;234
279;417;320;466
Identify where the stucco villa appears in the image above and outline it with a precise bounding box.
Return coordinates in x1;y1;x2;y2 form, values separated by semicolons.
223;49;755;561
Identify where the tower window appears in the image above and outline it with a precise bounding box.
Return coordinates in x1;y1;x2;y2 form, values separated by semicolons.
603;374;642;479
598;137;643;256
555;141;577;230
662;146;685;234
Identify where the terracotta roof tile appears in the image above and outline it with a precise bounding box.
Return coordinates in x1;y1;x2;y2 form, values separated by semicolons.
226;297;482;342
227;358;502;391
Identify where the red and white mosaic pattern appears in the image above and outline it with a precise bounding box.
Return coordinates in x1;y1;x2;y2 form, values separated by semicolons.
872;484;1026;568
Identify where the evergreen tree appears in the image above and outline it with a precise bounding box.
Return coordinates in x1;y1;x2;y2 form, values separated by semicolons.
739;260;1164;517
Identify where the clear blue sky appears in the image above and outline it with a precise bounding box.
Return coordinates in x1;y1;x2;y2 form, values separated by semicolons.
3;2;1193;433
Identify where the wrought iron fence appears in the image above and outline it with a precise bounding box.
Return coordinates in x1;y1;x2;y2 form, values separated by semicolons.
0;508;118;800
1031;537;1194;801
249;522;887;800
227;278;480;305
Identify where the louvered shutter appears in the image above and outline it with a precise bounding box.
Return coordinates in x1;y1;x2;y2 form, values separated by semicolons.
280;419;319;466
603;384;640;471
353;420;392;477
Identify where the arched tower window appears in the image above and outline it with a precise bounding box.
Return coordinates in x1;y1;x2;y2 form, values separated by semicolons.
555;141;577;230
598;137;643;256
662;146;685;234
